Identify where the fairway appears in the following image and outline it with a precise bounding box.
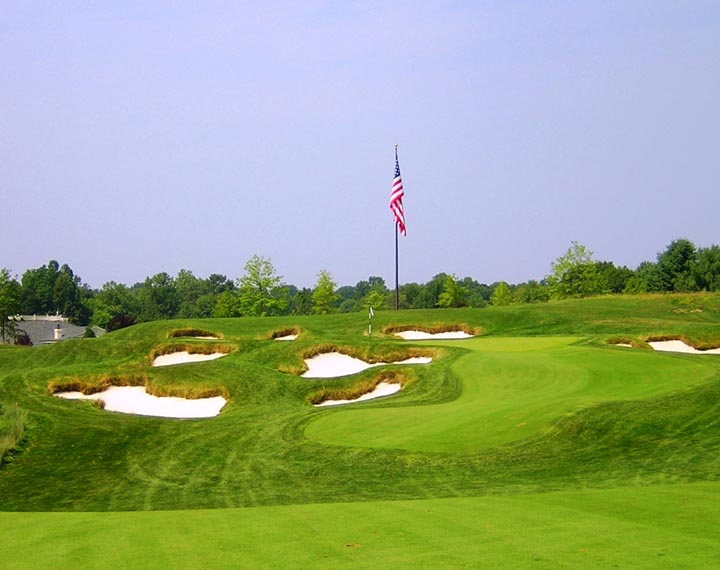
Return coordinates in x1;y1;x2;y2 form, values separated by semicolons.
2;482;719;570
305;336;718;451
2;296;720;568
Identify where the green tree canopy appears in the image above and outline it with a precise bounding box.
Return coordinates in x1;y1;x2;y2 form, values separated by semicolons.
437;274;468;308
0;269;22;342
548;242;608;299
490;281;513;306
311;270;339;314
237;255;286;317
657;238;697;292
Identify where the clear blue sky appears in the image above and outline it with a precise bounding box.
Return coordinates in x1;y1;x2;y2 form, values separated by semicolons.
2;1;719;289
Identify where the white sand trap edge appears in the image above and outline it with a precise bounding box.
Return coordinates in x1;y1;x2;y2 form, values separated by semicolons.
395;330;473;340
314;382;401;407
275;334;298;341
54;386;226;418
649;340;720;355
153;351;227;367
301;352;432;379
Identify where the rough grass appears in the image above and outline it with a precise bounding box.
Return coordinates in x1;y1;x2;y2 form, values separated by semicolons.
167;328;221;339
270;327;300;339
149;342;235;360
382;322;480;335
0;403;27;467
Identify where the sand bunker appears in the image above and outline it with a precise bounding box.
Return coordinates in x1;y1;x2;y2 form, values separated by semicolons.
54;386;226;418
394;330;473;340
153;351;227;367
275;334;298;341
302;352;432;379
649;340;720;355
314;382;401;407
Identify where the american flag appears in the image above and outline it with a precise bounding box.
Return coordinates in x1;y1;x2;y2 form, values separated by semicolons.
389;149;406;236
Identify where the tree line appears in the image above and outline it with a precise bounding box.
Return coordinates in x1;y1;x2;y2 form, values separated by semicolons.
1;238;719;341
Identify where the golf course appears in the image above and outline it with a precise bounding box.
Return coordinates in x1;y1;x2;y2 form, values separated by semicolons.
2;294;720;568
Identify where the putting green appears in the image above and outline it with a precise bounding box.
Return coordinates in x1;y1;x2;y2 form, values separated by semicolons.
304;337;717;452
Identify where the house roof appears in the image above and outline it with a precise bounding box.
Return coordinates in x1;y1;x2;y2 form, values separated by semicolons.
13;319;105;346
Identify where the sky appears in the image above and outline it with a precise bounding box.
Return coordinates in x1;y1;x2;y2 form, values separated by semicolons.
2;1;719;290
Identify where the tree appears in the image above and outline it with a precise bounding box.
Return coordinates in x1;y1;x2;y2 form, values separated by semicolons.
237;255;286;316
513;280;550;304
437;274;468;308
548;242;607;299
175;269;205;318
311;270;339;314
136;273;179;321
0;269;22;342
291;288;314;315
360;276;389;311
89;281;139;330
20;260;89;323
595;262;634;294
415;273;448;308
656;238;697;292
635;261;663;292
490;281;513;306
212;291;241;318
692;245;720;291
21;260;60;315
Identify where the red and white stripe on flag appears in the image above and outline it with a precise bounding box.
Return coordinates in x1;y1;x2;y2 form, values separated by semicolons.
389;154;406;236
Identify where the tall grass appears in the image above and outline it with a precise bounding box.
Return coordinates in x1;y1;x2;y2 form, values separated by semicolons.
0;403;27;467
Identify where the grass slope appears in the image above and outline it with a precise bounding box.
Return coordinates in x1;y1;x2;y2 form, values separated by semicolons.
1;294;720;567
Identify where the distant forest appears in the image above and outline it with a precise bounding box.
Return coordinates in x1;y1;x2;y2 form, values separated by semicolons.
1;238;719;338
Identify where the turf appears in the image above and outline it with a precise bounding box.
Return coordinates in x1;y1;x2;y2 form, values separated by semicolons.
1;483;718;569
1;294;720;567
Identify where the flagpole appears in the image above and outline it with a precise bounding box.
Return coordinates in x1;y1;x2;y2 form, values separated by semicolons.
395;222;399;310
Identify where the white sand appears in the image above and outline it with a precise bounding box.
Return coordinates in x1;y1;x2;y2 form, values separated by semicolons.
614;343;633;348
301;352;432;379
314;382;401;407
394;330;473;340
302;353;382;378
153;351;227;367
54;386;226;418
275;334;298;341
649;340;720;355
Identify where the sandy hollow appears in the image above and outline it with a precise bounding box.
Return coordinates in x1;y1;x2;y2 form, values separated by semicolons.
649;340;720;355
394;330;473;340
275;334;298;341
153;351;227;367
54;386;226;418
301;352;432;379
314;382;401;407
